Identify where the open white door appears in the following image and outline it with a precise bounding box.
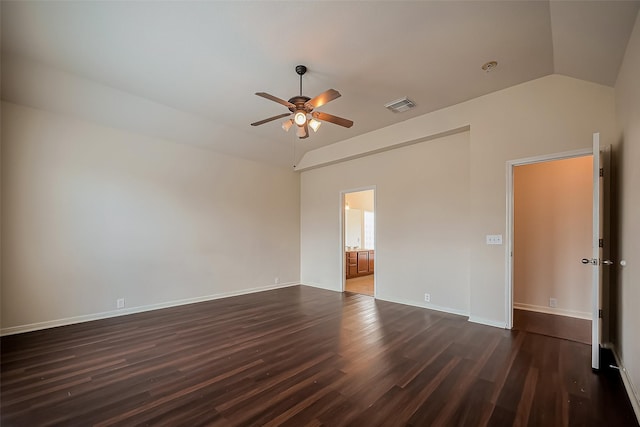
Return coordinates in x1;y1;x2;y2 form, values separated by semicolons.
585;132;612;370
591;133;602;370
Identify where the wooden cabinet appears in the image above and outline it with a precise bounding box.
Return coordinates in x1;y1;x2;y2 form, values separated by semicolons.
346;251;358;279
346;250;374;279
357;251;369;274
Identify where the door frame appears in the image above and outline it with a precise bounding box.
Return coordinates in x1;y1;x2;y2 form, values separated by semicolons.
505;148;592;329
340;186;376;297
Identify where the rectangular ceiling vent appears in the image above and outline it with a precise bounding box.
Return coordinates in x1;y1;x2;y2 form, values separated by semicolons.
384;97;416;113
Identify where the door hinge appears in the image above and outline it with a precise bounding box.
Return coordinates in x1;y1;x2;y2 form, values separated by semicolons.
599;239;604;248
599;167;604;177
599;309;603;318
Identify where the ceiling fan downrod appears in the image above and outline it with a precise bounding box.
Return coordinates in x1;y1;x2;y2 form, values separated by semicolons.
295;65;307;96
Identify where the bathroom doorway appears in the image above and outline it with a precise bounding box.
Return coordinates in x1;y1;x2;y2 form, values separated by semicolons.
343;189;375;296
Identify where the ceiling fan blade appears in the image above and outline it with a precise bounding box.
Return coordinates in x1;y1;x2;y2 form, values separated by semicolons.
251;112;291;127
305;89;341;110
255;92;295;109
311;111;354;128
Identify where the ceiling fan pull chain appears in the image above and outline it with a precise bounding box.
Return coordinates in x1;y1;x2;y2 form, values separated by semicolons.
292;131;296;169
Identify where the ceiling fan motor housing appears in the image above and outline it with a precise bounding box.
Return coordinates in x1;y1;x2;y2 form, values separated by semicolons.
288;96;312;113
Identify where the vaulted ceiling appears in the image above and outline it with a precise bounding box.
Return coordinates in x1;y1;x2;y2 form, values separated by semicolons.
2;1;638;167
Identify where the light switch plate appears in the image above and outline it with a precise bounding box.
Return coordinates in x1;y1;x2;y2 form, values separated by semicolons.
486;234;503;245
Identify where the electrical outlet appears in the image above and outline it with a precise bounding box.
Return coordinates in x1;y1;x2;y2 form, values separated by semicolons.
549;298;557;308
117;298;125;309
486;234;503;245
274;277;279;285
424;293;431;303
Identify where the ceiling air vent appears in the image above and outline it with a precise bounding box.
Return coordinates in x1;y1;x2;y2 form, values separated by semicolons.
384;97;416;113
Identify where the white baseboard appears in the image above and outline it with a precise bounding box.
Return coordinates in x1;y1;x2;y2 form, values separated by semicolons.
299;281;342;293
375;294;469;318
0;282;298;336
513;302;591;320
607;343;640;423
468;316;507;329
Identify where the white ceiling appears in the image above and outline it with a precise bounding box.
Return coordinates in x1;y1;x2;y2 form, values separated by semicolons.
2;1;638;167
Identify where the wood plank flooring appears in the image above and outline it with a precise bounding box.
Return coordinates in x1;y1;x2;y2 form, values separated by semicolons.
1;286;637;426
344;275;374;296
513;309;591;345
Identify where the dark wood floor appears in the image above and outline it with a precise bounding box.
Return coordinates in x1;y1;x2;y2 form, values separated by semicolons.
513;309;591;345
1;286;637;426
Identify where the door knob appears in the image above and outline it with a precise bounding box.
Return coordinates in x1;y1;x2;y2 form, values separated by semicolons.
582;258;614;266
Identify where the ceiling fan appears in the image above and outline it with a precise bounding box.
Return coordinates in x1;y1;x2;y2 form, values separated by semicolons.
251;65;353;139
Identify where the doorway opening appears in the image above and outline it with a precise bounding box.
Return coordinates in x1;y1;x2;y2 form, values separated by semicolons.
342;189;375;296
507;135;608;370
510;155;593;344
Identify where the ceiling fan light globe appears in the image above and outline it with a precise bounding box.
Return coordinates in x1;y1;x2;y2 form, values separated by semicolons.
294;111;307;126
282;119;293;132
296;126;306;138
309;118;322;132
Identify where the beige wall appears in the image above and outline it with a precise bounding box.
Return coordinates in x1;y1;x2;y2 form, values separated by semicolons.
302;131;471;315
614;11;640;418
513;156;593;318
300;74;617;326
0;102;300;333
